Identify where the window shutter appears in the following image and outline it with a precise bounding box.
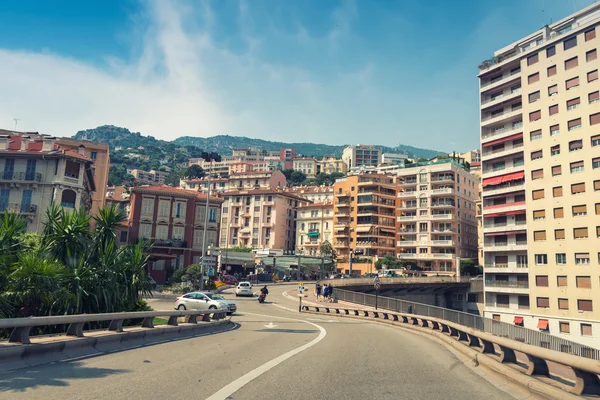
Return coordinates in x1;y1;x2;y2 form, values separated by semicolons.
529;91;540;102
577;276;592;289
595;203;600;215
557;276;568;287
536;276;549;286
533;210;545;219
527;53;539;65
529;110;541;121
537;297;550;308
548;66;557;76
555;229;565;239
587;50;597;62
528;73;540;84
582;324;593;336
565;57;578;69
564;36;577;50
531;169;543;179
578;300;593;312
573;205;587;214
532;189;545;200
567;98;580;107
568;118;582;128
558;299;569;310
566;77;579;89
553;186;563;197
591;113;600;126
572;183;585;194
554;208;564;218
589;91;600;102
574;227;588;238
548;84;558;94
589;70;599;82
552;165;562;176
531;150;542;159
549;105;558;115
533;231;546;241
585;29;596;41
569;140;582;150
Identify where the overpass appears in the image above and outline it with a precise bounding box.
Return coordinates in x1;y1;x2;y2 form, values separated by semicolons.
0;284;595;399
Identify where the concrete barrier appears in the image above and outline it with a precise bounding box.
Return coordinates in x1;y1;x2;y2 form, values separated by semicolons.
0;309;231;372
301;305;596;398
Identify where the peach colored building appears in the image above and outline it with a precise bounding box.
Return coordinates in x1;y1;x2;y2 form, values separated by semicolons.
295;201;334;256
333;173;397;267
478;2;600;347
317;156;348;174
284;185;334;203
397;160;479;275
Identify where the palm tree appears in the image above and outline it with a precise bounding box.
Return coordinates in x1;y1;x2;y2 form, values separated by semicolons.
43;204;91;267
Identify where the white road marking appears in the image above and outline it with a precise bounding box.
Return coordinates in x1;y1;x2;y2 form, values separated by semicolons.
263;322;278;329
205;312;327;400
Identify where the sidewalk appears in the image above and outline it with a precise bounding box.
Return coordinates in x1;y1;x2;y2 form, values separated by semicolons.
283;286;374;311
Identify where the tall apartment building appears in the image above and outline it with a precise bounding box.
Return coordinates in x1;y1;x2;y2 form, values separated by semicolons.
397;160;479;274
381;153;408;165
479;3;600;347
179;177;229;194
128;185;223;285
333;173;397;263
218;170;310;250
129;169;169;185
316;156;348;175
187;159;231;177
342;144;382;169
292;158;317;177
295;201;334;256
56;137;109;217
0;133;97;233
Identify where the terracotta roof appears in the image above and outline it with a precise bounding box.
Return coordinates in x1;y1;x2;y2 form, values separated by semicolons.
0;134;92;162
132;185;224;202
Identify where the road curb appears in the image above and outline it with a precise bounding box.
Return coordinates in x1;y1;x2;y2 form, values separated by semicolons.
301;309;578;400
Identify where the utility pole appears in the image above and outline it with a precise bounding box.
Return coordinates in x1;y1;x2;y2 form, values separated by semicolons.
200;159;213;291
349;249;354;276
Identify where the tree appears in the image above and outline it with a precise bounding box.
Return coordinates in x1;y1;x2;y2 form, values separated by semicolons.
289;171;307;185
460;259;482;276
185;164;205;179
319;240;334;258
181;264;204;290
375;254;408;270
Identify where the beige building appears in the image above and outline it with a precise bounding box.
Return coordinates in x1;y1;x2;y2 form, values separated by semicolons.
342;144;382;169
397;160;479;274
381;153;408;165
317;156;348;175
333;173;397;274
479;3;600;347
292;158;317;177
295;201;334;256
0;134;96;233
129;169;169;185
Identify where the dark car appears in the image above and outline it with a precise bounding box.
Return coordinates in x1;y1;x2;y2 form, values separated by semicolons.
363;273;378;278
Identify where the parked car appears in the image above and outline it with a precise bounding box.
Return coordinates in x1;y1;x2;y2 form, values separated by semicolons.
236;281;254;297
220;275;238;285
329;274;342;279
363;273;378;278
174;292;237;315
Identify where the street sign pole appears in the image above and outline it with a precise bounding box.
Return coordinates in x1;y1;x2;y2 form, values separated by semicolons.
374;277;381;310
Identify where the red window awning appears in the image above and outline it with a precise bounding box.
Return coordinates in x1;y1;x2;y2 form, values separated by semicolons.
514;316;524;324
483;171;525;187
482;133;523;147
537;319;549;330
482;176;503;187
483;212;503;218
485;230;527;237
505;210;526;216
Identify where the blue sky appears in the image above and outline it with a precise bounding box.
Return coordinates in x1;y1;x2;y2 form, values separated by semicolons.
0;0;596;152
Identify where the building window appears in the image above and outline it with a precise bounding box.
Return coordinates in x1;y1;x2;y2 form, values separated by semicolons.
530;130;542;140
566;77;580;90
535;275;549;287
568;118;582;131
575;253;590;264
587;49;597;62
551;145;560;156
572;204;587;217
556;254;567;265
552;186;562;197
559;322;570;334
569;139;583;152
550;124;560;136
581;324;593;337
532;189;544;200
573;227;588;239
528;91;540;103
591;91;600;105
91;151;97;160
576;276;592;289
529;110;541;122
570;161;584;173
536;297;550;308
565;56;578;70
591;112;600;126
558;299;569;310
535;254;548;265
585;28;596;41
549;104;558;115
567;97;580;110
533;230;546;241
554;229;565;240
531;150;543;160
546;46;556;57
593;134;600;147
563;36;577;50
528;73;540;84
532;209;545;220
554;207;564;218
547;65;557;77
589;70;599;83
578;300;593;312
571;182;585;194
527;53;539;65
61;189;77;209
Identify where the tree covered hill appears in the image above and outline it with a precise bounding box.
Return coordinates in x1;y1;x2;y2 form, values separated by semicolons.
74;125;444;159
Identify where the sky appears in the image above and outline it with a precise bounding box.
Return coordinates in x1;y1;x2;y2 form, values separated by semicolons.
0;0;597;152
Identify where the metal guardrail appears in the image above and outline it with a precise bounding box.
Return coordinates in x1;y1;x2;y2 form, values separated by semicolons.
301;303;599;396
327;276;474;286
0;308;228;345
333;288;599;360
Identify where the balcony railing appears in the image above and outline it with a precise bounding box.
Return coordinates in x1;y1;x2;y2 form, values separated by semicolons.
153;239;188;248
485;280;529;289
0;171;43;182
1;203;38;214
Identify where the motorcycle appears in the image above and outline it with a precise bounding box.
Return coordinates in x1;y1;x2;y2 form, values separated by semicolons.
258;293;267;303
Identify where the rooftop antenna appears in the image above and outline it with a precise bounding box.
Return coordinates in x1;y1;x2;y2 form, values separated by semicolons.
13;118;20;131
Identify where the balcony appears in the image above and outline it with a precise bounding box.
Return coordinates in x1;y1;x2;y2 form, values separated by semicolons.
482;180;525;197
482;164;524;179
431;214;453;220
336;211;350;217
398;179;418;186
431;201;455;208
481;144;524;162
485;280;529;293
431;240;455;246
397;241;418;246
485;242;527;252
431;188;454;195
481;88;522;110
398;215;417;222
398;203;417;211
0;203;38;214
398;191;417;198
0;171;43;183
431;175;455;183
480;70;521;93
483;201;526;215
484;263;528;272
481;107;523;128
334;241;349;248
483;222;527;233
481;122;523;144
398;253;454;260
64;172;80;182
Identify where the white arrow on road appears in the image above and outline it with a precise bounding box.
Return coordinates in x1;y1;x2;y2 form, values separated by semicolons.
264;322;278;329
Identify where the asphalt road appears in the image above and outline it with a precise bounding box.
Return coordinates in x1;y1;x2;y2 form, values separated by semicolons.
0;285;517;400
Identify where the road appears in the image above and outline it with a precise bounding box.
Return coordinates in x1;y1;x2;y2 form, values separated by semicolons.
0;284;518;400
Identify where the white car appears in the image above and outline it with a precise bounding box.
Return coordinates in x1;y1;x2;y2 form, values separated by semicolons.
236;282;254;297
174;292;237;315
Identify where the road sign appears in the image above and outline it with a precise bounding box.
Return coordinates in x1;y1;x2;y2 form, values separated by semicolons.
207;267;215;277
202;257;216;267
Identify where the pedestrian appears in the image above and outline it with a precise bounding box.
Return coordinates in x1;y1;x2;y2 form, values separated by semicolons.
327;284;333;302
316;283;322;301
323;284;329;302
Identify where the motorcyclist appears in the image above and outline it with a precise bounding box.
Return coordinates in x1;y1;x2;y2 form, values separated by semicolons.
260;285;269;296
